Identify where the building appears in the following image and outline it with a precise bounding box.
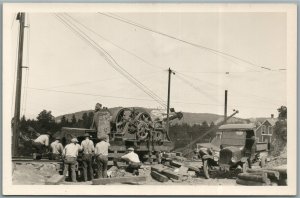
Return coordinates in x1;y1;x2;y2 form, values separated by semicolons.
255;115;277;143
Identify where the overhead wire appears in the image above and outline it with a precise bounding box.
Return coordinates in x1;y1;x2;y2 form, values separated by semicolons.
174;71;221;104
54;14;167;108
60;14;167;107
28;86;278;110
64;13;165;71
98;12;272;71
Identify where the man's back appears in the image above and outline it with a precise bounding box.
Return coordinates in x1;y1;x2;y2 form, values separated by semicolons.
34;135;49;146
122;152;140;163
50;141;63;154
95;141;110;156
81;139;95;154
63;143;82;157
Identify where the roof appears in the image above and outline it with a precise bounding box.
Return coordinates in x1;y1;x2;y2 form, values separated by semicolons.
265;119;277;126
218;123;256;131
197;143;220;151
255;118;277;132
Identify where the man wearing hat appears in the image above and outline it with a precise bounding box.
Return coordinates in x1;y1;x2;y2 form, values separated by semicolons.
32;131;52;159
50;136;64;160
81;133;95;181
94;135;110;178
121;147;141;175
62;138;82;182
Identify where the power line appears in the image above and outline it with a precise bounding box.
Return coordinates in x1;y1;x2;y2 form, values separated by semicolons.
64;13;165;71
54;14;167;108
174;72;221;104
45;71;161;89
28;87;278;110
98;12;272;71
60;14;167;107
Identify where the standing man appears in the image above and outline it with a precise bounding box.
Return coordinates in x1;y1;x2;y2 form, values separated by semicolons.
62;138;82;182
50;136;64;160
94;135;110;178
81;133;95;181
32;131;51;159
121;147;141;175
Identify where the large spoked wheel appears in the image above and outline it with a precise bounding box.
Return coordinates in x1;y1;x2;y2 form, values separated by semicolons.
203;160;210;179
115;108;133;134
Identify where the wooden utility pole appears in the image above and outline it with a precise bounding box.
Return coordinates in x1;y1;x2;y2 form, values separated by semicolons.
224;90;228;121
166;68;175;135
12;12;25;157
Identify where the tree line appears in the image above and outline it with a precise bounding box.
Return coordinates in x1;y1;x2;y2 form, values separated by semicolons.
19;110;95;138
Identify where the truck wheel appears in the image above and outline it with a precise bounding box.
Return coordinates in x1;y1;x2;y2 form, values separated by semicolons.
260;156;266;168
203;160;210;179
242;161;249;173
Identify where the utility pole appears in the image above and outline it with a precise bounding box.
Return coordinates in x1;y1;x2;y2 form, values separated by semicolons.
12;12;25;157
224;90;228;121
166;68;175;135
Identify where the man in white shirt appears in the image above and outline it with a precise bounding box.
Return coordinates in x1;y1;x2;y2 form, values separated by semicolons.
62;138;82;182
94;135;110;178
81;133;95;181
32;132;51;159
50;137;64;160
121;147;141;175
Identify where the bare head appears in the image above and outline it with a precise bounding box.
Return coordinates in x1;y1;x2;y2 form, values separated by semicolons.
95;103;102;111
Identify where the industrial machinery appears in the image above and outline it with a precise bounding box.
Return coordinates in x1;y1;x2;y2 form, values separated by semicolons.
61;107;183;163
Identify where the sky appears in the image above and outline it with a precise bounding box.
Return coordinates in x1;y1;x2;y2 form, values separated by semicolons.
8;12;287;119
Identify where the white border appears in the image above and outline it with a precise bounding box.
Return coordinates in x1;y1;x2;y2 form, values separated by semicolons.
2;3;297;195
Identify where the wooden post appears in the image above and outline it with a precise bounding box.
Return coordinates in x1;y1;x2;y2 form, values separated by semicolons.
224;90;228;121
12;12;25;157
166;68;172;135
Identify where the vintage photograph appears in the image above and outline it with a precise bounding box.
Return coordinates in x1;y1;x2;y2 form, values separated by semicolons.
2;3;297;196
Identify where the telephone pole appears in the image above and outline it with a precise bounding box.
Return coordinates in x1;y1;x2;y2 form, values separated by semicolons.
12;12;25;157
224;90;228;121
166;68;175;135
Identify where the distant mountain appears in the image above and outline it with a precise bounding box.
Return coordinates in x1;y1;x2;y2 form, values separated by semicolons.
55;107;249;126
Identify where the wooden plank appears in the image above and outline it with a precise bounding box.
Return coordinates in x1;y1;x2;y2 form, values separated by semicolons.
151;171;169;182
92;176;147;185
170;161;183;168
161;169;182;180
247;169;280;181
186;165;201;172
266;168;287;179
151;164;168;173
45;174;65;185
178;166;189;175
236;178;268;186
237;173;270;184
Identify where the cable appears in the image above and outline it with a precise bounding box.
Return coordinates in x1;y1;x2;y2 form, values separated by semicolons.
28;86;278;110
55;14;167;108
64;13;165;71
45;70;161;89
28;87;163;102
174;73;221;104
98;12;272;71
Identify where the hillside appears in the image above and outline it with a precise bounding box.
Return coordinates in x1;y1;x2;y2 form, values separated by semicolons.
55;107;248;126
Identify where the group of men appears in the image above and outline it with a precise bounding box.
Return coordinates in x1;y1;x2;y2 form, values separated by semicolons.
31;102;142;182
62;134;111;182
